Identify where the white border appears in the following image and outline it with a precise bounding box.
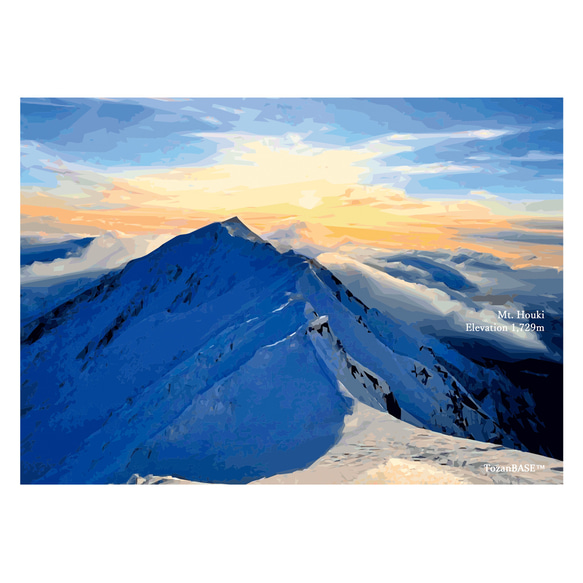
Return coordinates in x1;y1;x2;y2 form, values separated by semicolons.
4;2;580;581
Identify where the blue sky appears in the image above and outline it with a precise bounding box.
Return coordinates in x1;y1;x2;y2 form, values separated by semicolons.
20;98;563;266
21;97;562;201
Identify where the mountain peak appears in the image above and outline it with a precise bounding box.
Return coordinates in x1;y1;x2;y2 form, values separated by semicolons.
220;216;264;243
221;216;244;225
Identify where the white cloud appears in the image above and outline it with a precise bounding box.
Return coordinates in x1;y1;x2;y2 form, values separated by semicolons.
316;252;547;353
21;232;173;284
387;129;512;141
386;162;481;175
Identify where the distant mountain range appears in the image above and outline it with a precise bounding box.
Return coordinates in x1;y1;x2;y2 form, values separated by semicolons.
21;218;563;484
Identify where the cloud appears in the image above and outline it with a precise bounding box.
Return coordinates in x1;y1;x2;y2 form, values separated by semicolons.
20;213;106;238
480;199;563;219
524;199;563;213
468;150;563;162
387;129;512;141
262;221;333;258
508;218;563;230
386;162;481;176
109;133;396;212
470;230;563;246
21;141;128;210
21;232;173;284
316;252;547;353
469;190;497;199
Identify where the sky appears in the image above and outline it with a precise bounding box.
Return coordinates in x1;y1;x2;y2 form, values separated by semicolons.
21;98;563;267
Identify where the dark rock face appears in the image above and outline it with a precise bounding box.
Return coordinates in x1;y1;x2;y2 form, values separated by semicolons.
383;392;401;419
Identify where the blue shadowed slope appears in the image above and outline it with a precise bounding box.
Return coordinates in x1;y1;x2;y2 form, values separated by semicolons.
21;219;349;483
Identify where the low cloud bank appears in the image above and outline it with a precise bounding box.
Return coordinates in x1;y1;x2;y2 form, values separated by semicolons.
21;232;173;284
317;252;547;353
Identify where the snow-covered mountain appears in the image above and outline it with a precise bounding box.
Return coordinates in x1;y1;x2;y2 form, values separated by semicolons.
128;401;564;485
21;218;560;484
20;231;174;323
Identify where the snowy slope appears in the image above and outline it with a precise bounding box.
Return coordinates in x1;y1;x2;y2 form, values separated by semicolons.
21;232;174;323
314;250;563;459
255;400;563;485
21;218;558;484
129;400;563;485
